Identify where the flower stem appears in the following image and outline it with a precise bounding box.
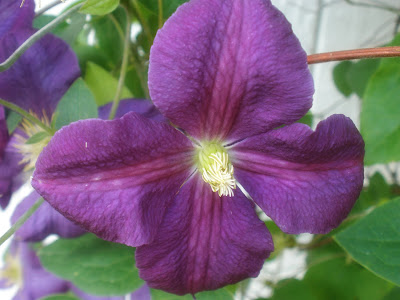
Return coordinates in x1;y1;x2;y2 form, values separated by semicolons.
307;46;400;64
109;7;132;120
0;197;44;246
0;3;83;72
35;0;65;17
0;99;54;135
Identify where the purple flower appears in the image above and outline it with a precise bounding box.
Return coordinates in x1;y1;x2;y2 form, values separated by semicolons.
32;0;364;295
0;241;151;300
0;0;80;208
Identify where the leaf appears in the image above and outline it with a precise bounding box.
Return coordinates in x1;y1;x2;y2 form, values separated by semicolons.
346;59;380;98
269;243;392;300
54;78;98;130
38;234;144;296
297;112;313;127
333;61;353;97
40;294;81;300
384;287;400;300
80;0;120;15
335;198;400;286
6;111;22;134
150;287;234;300
84;62;133;106
360;34;400;165
25;132;50;145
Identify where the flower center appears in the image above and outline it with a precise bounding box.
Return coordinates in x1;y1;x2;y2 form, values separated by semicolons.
14;114;52;171
0;252;22;288
197;142;236;197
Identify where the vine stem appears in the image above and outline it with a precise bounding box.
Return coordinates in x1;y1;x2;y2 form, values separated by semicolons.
35;0;65;17
0;198;44;247
0;3;83;72
307;46;400;64
0;99;53;135
109;7;131;120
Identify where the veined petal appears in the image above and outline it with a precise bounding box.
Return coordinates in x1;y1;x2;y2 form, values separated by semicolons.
32;112;194;247
0;30;80;116
149;0;313;142
0;0;34;40
136;174;273;295
11;191;86;242
232;115;364;234
98;99;166;122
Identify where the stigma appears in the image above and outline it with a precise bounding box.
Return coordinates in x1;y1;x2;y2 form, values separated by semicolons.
14;114;52;171
197;142;236;197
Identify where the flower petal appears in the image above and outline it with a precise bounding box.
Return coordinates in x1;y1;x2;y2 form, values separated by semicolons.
32;112;194;247
136;174;273;295
231;115;364;234
98;99;166;122
11;191;86;242
0;133;25;209
0;0;34;40
0;30;80;116
0;106;8;159
149;0;313;142
17;241;70;299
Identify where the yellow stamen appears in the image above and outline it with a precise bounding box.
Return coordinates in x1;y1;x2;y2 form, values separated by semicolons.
197;142;236;197
14;113;52;171
0;252;22;288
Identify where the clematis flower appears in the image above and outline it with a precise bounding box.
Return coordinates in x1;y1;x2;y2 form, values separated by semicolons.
32;0;364;296
0;0;80;208
0;240;151;300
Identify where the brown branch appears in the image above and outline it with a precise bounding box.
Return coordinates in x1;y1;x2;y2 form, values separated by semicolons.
307;46;400;64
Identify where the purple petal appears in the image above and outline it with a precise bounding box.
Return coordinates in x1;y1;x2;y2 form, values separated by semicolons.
32;112;194;247
0;133;25;209
98;99;166;122
0;106;8;159
149;0;313;142
11;191;86;242
136;174;273;295
0;0;34;40
231;115;364;234
0;30;80;116
12;241;70;300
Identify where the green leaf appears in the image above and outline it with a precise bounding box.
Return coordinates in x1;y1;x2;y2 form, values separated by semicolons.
84;62;133;106
25;132;50;145
38;234;143;296
346;59;380;98
297;112;313;127
54;78;98;130
151;287;234;300
333;61;353;97
6;111;22;134
269;245;392;300
384;287;400;300
40;294;81;300
361;35;400;165
80;0;119;15
335;198;400;286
